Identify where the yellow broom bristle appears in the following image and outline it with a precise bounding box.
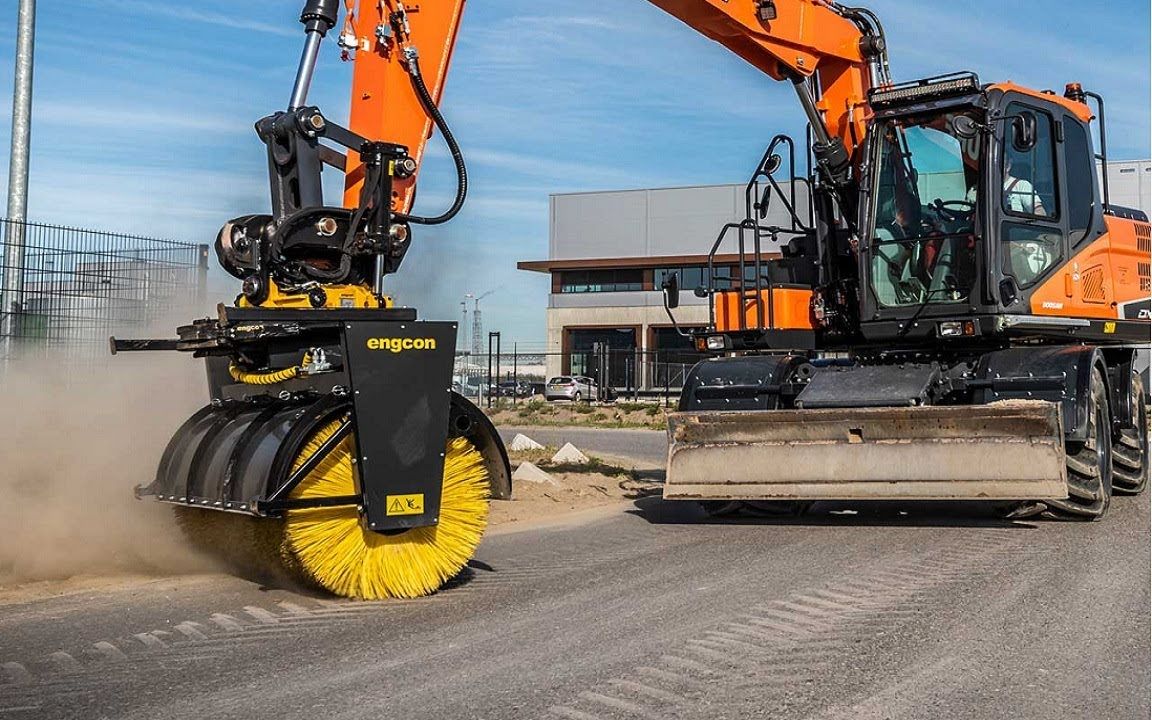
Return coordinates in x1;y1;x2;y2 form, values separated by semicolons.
282;422;490;600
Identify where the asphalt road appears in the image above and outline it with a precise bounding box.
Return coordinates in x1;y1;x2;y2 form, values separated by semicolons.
1;428;1148;720
499;426;667;465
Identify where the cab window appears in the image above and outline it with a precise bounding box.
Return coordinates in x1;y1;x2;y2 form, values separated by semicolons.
1062;118;1096;246
1002;223;1062;288
1002;103;1059;219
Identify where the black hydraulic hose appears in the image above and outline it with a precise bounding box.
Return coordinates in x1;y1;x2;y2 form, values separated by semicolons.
394;54;468;226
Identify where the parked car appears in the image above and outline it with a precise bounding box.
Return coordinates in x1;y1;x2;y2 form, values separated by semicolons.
544;375;598;402
497;381;532;398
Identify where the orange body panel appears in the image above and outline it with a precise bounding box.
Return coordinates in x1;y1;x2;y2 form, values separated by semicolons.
1029;216;1152;320
647;0;871;157
715;287;815;332
341;0;466;213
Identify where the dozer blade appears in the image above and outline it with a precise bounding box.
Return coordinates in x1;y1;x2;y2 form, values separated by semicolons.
665;401;1069;501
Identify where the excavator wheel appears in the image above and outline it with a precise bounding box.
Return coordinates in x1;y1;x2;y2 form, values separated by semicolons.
1111;371;1149;496
1039;367;1113;520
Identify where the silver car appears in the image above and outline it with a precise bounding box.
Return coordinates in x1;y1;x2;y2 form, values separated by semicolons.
545;375;596;402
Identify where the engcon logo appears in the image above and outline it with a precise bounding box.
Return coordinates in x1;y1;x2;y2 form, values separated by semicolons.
366;337;438;353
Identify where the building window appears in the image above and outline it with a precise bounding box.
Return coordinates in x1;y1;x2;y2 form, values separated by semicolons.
558;269;644;293
656;265;766;292
655;266;708;293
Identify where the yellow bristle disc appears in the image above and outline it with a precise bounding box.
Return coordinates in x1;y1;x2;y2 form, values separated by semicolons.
283;421;490;600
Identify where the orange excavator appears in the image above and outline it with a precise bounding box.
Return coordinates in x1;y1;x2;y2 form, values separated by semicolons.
113;0;1149;600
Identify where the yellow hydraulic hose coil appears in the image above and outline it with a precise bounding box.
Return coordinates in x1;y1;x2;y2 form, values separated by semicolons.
229;353;311;386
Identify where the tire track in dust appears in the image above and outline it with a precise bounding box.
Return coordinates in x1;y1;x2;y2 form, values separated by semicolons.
0;515;694;711
547;528;1036;720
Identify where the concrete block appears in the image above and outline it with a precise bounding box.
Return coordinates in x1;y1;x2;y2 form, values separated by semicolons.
509;433;546;451
551;442;590;465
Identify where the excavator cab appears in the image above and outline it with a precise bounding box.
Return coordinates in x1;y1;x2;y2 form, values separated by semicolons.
855;76;1149;347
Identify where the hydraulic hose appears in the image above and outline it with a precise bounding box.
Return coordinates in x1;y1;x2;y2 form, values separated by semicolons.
394;53;467;226
229;352;313;386
230;364;300;385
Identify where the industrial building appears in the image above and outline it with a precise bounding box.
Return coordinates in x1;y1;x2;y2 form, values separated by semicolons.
519;160;1150;389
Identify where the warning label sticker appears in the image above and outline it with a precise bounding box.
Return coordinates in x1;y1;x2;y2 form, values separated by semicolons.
386;494;425;516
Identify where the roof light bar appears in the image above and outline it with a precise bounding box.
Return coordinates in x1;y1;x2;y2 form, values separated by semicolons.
869;72;981;110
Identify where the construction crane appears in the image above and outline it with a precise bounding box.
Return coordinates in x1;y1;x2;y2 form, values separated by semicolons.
469;289;495;360
112;0;1148;602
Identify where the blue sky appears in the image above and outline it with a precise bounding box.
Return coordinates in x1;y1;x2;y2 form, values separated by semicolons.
1;0;1148;342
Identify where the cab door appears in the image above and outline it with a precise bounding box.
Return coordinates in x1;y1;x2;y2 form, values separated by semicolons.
994;100;1068;312
1016;105;1116;319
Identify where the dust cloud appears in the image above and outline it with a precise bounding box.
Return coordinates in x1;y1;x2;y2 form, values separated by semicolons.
0;341;213;584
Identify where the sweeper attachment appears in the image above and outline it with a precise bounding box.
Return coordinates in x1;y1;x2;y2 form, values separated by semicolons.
117;306;509;599
112;0;511;598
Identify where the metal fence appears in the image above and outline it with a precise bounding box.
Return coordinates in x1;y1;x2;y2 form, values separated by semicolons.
459;346;707;407
0;219;209;360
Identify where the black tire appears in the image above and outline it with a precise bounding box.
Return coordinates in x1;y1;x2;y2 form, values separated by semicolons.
1042;366;1112;520
1112;371;1149;495
572;392;582;403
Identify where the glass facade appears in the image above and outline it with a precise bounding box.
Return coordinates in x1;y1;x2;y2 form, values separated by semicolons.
558;269;643;293
558;265;763;294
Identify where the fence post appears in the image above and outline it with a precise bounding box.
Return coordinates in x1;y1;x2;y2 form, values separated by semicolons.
512;342;518;405
487;331;500;409
195;244;210;310
0;220;26;362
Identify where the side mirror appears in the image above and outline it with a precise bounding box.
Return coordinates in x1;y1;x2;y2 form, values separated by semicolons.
1011;112;1038;152
661;272;680;310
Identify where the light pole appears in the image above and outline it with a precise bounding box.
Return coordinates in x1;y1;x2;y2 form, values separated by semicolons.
462;293;474;394
1;0;36;360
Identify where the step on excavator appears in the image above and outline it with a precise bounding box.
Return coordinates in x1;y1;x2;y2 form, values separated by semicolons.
115;0;1149;601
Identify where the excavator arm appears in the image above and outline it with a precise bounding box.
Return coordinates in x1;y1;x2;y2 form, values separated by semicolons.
338;0;467;216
